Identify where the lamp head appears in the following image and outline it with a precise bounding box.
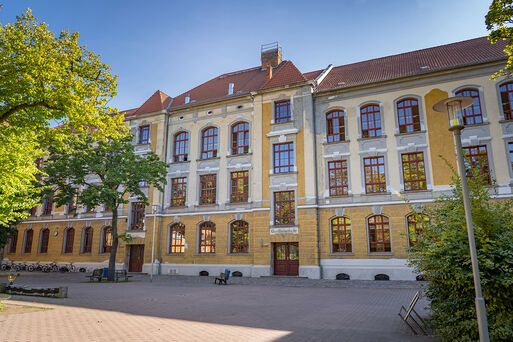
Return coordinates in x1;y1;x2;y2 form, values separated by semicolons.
433;96;474;131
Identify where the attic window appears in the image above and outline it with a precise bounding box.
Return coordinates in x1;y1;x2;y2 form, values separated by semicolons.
185;94;190;104
338;82;346;86
420;66;430;70
237;105;243;109
207;110;213;115
179;116;184;120
228;83;234;95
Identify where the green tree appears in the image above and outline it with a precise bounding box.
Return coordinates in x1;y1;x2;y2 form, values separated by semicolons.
43;134;168;281
486;0;513;79
0;9;125;226
408;169;513;341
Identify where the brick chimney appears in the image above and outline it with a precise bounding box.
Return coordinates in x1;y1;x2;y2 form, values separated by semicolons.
261;42;282;68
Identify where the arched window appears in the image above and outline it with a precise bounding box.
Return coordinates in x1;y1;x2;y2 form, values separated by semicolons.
397;98;421;133
326;110;345;142
230;220;249;254
360;104;382;138
231;122;249;155
24;229;33;254
169;223;185;254
8;229;18;254
455;88;483;125
199;221;215;254
201;127;218;159
173;131;189;162
407;213;430;246
39;228;50;253
368;215;391;253
500;81;513;120
83;227;93;253
331;217;352;253
102;227;112;254
64;228;75;254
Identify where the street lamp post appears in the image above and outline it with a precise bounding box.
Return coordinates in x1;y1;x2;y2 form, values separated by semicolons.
433;96;490;342
150;205;157;282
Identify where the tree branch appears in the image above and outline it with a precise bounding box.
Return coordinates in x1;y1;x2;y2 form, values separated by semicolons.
0;102;62;122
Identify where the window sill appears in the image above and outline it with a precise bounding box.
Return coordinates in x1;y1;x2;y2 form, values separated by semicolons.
271;120;293;126
329;252;354;256
167;205;187;209
270;171;297;176
322;139;350;145
196;157;220;162
195;253;216;255
361;192;391;196
226;201;251;205
328;194;352;198
367;252;393;256
499;119;513;124
170;160;191;164
167;253;185;256
394;130;426;137
399;189;431;194
270;224;299;229
226;152;252;158
196;204;218;207
127;229;146;233
228;253;250;256
463;122;489;127
357;135;387;141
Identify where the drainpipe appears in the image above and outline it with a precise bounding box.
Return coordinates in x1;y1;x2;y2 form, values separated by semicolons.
158;100;172;274
311;93;323;280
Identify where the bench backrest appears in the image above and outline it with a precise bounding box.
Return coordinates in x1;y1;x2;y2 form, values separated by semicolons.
93;268;103;276
225;269;231;280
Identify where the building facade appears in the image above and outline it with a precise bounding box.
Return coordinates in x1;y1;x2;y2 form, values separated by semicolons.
4;37;513;280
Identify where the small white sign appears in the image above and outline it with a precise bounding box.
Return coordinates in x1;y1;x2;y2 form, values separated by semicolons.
270;227;298;235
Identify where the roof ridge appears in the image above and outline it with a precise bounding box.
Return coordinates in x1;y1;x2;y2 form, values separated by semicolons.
218;65;262;78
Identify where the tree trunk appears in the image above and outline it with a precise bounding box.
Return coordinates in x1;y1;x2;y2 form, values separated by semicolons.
0;246;4;265
107;208;119;281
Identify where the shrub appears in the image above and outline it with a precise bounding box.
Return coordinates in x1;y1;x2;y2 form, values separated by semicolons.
408;171;513;341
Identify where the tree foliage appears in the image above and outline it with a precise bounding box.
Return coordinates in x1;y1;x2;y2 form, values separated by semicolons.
0;9;126;225
408;170;513;341
486;0;513;79
43;134;168;280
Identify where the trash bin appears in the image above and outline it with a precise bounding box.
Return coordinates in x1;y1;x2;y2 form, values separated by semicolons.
103;268;108;277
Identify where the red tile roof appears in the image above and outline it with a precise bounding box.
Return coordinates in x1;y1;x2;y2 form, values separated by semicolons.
170;61;309;109
261;61;308;89
128;90;172;116
315;36;508;92
125;36;507;115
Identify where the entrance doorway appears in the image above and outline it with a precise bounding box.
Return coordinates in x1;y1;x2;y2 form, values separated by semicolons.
129;244;144;272
273;242;299;276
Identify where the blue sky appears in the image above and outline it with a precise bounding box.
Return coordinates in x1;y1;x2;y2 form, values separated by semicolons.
1;0;491;110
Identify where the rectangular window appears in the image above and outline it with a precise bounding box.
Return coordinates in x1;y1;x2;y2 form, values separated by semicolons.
138;125;150;144
230;171;249;203
274;191;295;226
130;202;145;230
199;174;217;205
274;100;291;123
364;156;387;193
170;177;187;207
401;152;427;191
42;193;53;216
273;142;294;173
328;160;348;196
462;145;491;184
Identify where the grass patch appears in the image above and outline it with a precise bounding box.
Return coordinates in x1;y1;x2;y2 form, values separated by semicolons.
0;294;11;311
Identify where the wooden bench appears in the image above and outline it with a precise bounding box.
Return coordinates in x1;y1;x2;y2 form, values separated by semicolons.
215;269;230;285
115;269;132;282
87;268;103;282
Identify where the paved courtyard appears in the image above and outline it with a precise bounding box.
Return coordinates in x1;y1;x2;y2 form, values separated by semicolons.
0;272;433;341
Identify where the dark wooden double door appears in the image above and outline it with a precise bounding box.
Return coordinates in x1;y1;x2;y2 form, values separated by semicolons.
274;242;299;276
129;245;144;272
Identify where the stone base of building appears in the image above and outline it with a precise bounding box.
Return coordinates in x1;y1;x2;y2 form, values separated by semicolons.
320;258;417;280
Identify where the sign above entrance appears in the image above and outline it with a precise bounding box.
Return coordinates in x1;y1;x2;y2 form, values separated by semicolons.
270;227;298;235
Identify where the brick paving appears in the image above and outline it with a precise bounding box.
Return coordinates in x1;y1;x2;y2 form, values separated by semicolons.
0;272;434;341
